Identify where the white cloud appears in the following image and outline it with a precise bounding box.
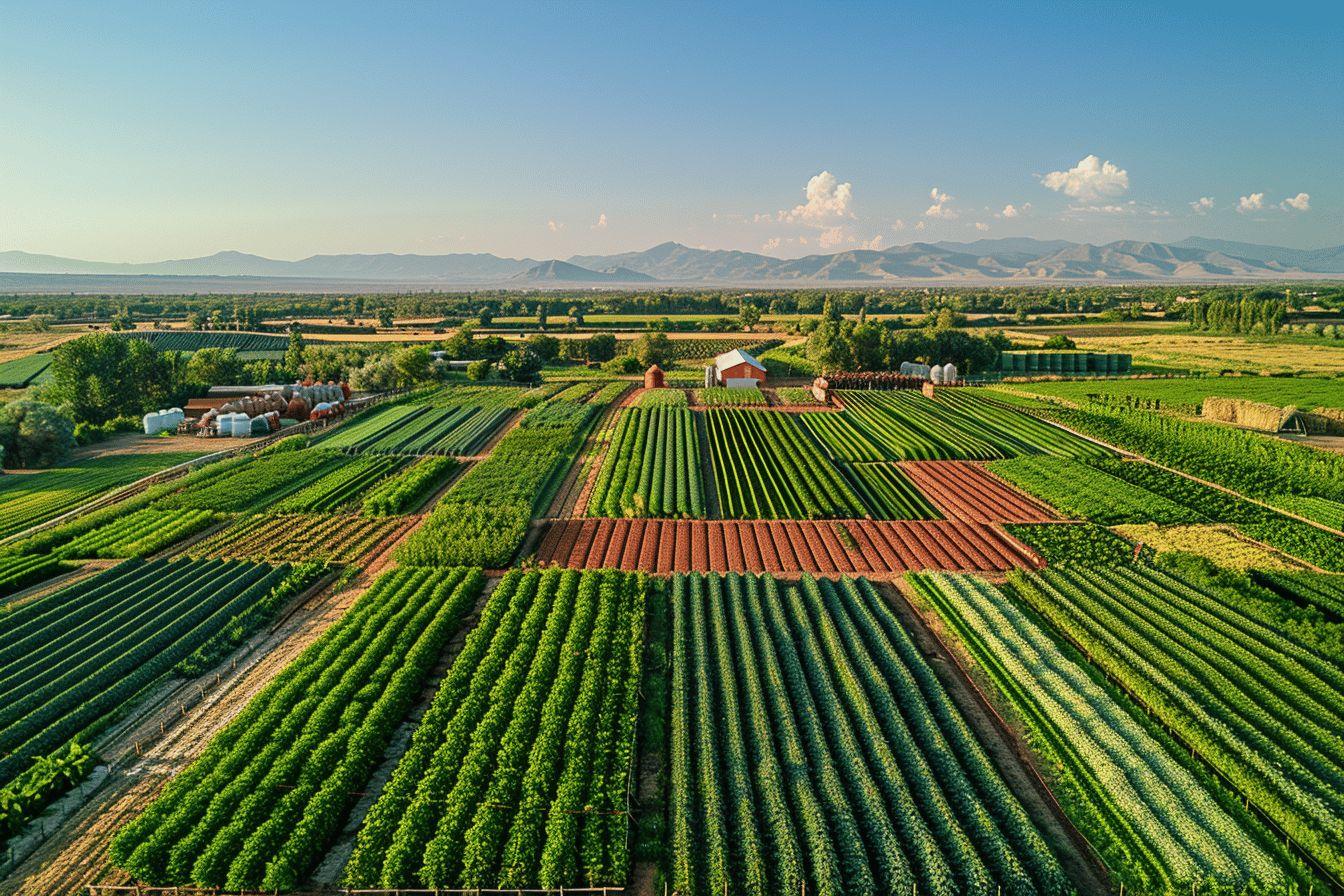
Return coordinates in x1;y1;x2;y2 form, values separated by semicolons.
1189;197;1214;214
891;219;906;231
1281;192;1311;212
1237;193;1264;213
914;220;927;232
761;237;782;253
925;186;957;218
1000;203;1020;218
592;212;608;230
780;171;854;224
1040;154;1129;200
547;219;563;232
818;227;846;249
858;234;885;251
973;222;990;232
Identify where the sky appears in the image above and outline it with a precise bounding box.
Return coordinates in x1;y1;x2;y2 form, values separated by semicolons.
0;0;1340;262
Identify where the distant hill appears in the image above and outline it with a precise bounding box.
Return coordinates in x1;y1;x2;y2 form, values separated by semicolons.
2;237;1340;289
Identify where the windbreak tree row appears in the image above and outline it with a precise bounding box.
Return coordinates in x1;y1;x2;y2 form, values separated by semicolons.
343;567;647;890
109;566;487;891
669;571;1070;896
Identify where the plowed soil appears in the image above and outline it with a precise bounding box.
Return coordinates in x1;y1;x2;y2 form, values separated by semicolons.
900;460;1061;523
534;517;1042;575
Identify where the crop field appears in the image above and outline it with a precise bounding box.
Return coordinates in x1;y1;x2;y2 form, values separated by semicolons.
810;391;1111;462
587;406;705;518
188;513;410;564
840;462;941;519
913;572;1299;894
0;557;295;832
320;404;513;456
0;554;76;600
156;448;344;513
535;518;1043;574
1013;564;1344;880
705;408;866;518
271;454;409;512
123;329;289;352
344;568;645;889
1001;375;1344;413
669;572;1070;895
51;507;220;559
0;451;204;540
7;360;1344;895
695;386;766;406
0;352;52;387
110;566;486;890
900;461;1061;523
1253;570;1344;619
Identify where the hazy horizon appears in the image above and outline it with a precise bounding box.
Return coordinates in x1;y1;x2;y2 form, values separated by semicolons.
2;1;1340;262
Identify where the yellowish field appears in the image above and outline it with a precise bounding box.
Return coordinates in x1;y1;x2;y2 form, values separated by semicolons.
1006;328;1344;375
0;329;82;364
1113;523;1310;571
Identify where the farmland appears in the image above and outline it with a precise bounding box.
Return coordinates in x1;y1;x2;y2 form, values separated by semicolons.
2;363;1343;896
669;572;1069;895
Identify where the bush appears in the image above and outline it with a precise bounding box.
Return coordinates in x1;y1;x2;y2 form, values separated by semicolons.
0;400;75;468
466;359;493;381
602;354;642;375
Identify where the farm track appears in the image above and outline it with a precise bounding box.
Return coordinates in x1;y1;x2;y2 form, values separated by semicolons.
883;580;1114;896
900;460;1063;523
534;517;1043;575
0;575;351;896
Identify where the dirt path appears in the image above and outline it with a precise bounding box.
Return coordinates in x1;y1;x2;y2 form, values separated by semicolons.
545;394;624;521
0;575;353;896
881;580;1114;896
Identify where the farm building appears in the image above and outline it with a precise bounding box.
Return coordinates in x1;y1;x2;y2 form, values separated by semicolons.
644;364;665;389
712;348;766;387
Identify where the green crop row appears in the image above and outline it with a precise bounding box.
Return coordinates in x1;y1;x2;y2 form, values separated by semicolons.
109;566;485;890
988;457;1200;526
0;557;292;832
1011;564;1344;881
398;401;598;567
272;454;408;513
344;568;645;889
0;554;76;601
54;507;220;559
696;387;766;407
706;409;865;519
362;456;458;515
188;513;404;565
840;463;941;520
913;571;1301;895
155;449;344;513
668;571;1070;896
587;407;705;518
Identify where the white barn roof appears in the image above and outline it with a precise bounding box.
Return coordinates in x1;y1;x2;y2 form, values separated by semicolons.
714;348;765;372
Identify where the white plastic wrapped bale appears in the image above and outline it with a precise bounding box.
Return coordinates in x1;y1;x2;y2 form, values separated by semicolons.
943;362;958;383
930;365;945;384
142;411;164;435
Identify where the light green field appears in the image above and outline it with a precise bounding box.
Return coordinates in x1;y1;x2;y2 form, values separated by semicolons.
1003;376;1344;411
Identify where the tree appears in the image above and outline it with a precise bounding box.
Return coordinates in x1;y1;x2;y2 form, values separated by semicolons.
568;304;584;326
476;306;494;326
466;359;493;381
585;332;618;362
377;308;395;328
185;348;244;386
524;333;560;363
27;314;52;332
738;301;762;332
42;333;182;424
1042;334;1077;350
631;332;673;367
284;328;307;376
0;400;75;468
499;348;543;382
392;345;433;386
536;304;549;329
348;355;398;392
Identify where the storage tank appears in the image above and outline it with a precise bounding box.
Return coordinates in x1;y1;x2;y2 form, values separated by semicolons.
930;364;944;384
943;362;958;383
142;411;164;435
231;414;253;438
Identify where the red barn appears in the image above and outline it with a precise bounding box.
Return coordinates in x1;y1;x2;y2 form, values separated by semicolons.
714;348;766;387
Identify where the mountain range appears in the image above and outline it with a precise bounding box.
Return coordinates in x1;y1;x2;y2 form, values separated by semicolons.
2;237;1341;288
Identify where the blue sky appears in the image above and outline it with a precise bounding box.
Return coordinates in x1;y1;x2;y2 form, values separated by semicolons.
1;0;1339;260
